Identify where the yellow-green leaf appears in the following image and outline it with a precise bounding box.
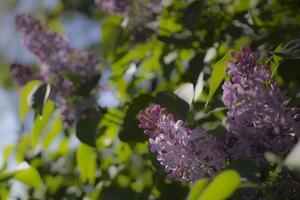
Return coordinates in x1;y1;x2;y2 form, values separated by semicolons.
31;100;55;147
76;143;97;184
187;179;209;200
19;80;42;122
206;50;235;106
198;170;241;200
14;165;43;190
42;115;63;149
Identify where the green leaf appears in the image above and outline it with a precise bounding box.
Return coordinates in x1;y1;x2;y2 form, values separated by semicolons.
19;80;42;122
284;142;300;173
183;0;204;30
14;165;43;190
174;83;194;105
30;83;50;116
155;91;189;120
59;71;85;83
194;71;204;101
119;94;154;142
227;159;260;183
31;101;55;147
76;109;102;147
206;50;235;106
187;179;209;200
76;143;97;184
42;115;63;149
76;74;101;96
274;39;300;59
101;16;123;61
198;170;240;200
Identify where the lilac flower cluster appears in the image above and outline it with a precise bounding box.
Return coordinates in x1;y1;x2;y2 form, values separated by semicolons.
10;63;35;86
222;47;300;165
95;0;132;16
95;0;163;42
139;104;225;182
14;14;100;127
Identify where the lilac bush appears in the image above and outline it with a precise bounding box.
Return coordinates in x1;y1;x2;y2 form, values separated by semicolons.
222;47;300;165
14;14;100;127
139;104;225;182
139;48;300;199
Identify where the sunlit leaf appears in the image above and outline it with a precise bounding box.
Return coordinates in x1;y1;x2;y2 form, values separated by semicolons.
31;101;55;147
19;80;42;122
76;143;97;184
284;142;300;173
198;170;240;200
42;115;63;149
187;179;209;200
206;49;235;106
194;71;204;101
15;164;43;190
174;83;194;105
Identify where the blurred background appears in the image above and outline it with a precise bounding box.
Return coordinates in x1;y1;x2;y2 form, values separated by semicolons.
1;0;300;199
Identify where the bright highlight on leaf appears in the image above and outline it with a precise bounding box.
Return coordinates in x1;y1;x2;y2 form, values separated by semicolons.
206;49;235;106
174;82;194;105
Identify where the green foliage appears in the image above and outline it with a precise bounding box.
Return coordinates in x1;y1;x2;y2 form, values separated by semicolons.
206;50;235;106
19;80;42;122
30;83;50;115
76;109;102;147
187;179;209;200
2;0;300;199
274;39;300;59
14;165;43;190
197;170;241;200
76;143;97;184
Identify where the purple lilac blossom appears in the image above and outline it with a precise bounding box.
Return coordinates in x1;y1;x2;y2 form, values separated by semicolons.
139;104;225;182
95;0;132;16
95;0;163;42
222;46;300;165
10;63;35;86
14;14;100;127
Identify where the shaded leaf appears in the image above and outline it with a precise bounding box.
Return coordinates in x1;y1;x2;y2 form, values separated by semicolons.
59;71;85;83
76;74;101;96
274;39;300;59
76;108;102;147
183;0;204;30
29;83;50;116
155;91;189;120
119;94;154;142
227;159;260;183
